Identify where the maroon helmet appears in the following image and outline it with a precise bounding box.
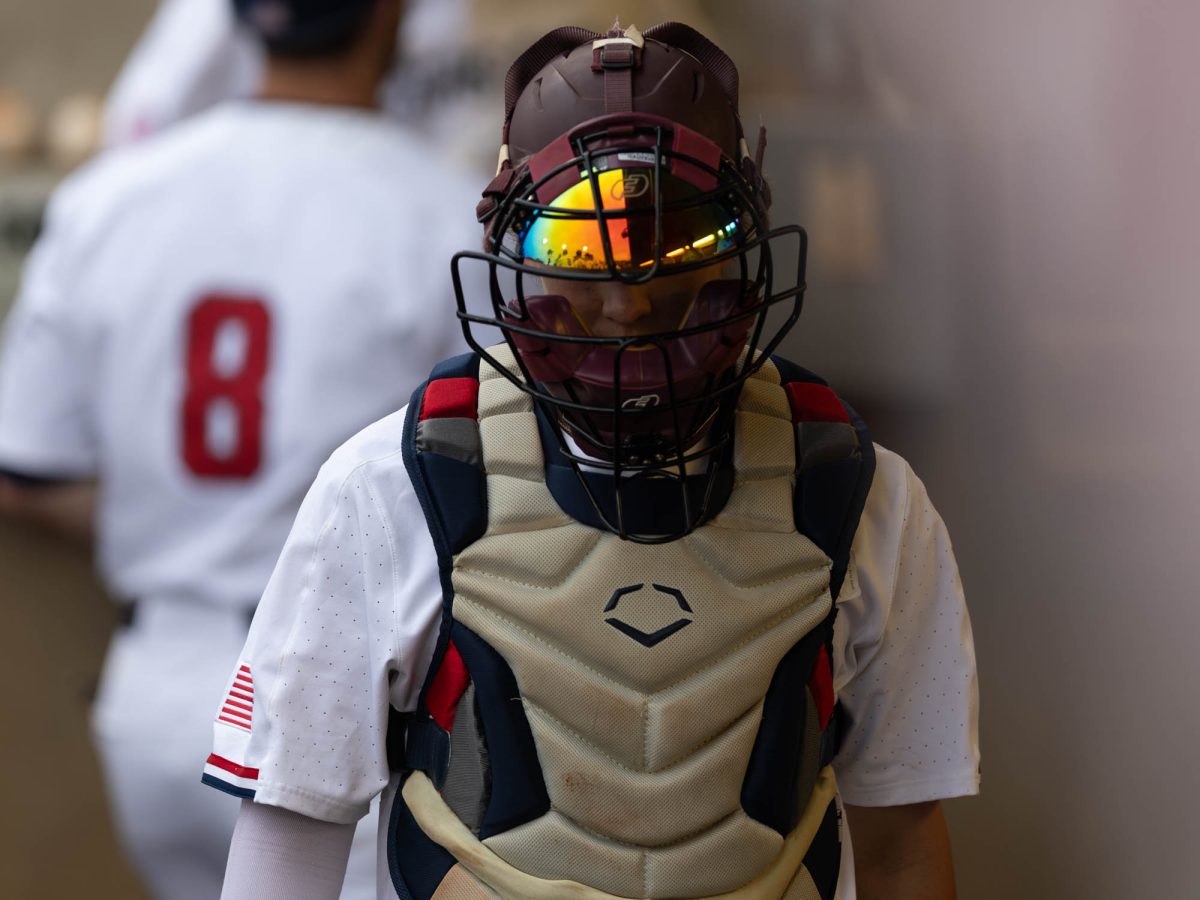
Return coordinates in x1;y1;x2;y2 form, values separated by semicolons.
453;22;807;542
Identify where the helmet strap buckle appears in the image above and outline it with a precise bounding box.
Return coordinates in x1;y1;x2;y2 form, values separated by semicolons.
592;25;644;114
591;24;646;70
596;45;638;70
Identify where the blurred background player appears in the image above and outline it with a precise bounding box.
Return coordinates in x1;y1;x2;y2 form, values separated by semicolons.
101;0;470;150
99;0;717;173
0;0;483;897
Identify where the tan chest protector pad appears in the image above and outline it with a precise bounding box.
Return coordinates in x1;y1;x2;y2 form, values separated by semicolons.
390;346;875;900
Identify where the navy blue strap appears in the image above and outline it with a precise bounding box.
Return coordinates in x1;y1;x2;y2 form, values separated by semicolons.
771;355;876;601
391;353;486;772
401;717;452;789
768;355;873;777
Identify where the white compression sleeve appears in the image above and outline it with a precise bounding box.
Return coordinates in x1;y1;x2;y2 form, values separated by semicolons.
220;800;357;900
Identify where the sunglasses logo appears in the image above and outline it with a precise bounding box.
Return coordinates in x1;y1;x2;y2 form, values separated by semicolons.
611;173;651;201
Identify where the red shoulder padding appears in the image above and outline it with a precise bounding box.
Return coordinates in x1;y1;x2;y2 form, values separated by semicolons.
808;646;835;731
426;641;471;732
420;378;479;422
785;382;851;425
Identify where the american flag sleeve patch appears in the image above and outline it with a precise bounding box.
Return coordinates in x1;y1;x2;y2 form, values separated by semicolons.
203;662;258;799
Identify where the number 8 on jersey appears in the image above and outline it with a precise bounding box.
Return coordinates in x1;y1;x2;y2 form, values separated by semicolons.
182;295;270;479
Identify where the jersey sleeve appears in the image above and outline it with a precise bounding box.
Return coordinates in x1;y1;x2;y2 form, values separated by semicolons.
203;411;444;824
830;444;981;807
0;188;99;477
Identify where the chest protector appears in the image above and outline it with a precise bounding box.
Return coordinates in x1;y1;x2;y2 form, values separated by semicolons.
387;345;875;900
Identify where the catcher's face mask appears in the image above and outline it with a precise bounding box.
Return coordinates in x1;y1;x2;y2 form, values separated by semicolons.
453;25;807;542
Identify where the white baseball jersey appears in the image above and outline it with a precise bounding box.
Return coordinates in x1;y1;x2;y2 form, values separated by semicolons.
203;405;981;897
0;101;480;611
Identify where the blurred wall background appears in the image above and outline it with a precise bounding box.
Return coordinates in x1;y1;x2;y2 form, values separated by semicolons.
2;0;1198;897
0;2;156;898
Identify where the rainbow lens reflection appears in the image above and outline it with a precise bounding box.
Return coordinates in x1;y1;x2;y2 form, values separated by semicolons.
519;168;740;271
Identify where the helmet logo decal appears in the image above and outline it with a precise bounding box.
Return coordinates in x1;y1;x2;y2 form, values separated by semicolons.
604;583;693;648
611;172;651;200
621;393;661;409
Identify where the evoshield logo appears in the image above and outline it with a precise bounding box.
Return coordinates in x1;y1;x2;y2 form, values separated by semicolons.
611;172;651;201
605;584;693;648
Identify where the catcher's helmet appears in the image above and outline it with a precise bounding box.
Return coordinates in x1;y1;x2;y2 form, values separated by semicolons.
454;22;807;543
232;0;378;54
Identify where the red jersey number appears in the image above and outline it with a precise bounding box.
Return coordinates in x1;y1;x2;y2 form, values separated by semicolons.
182;296;270;478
